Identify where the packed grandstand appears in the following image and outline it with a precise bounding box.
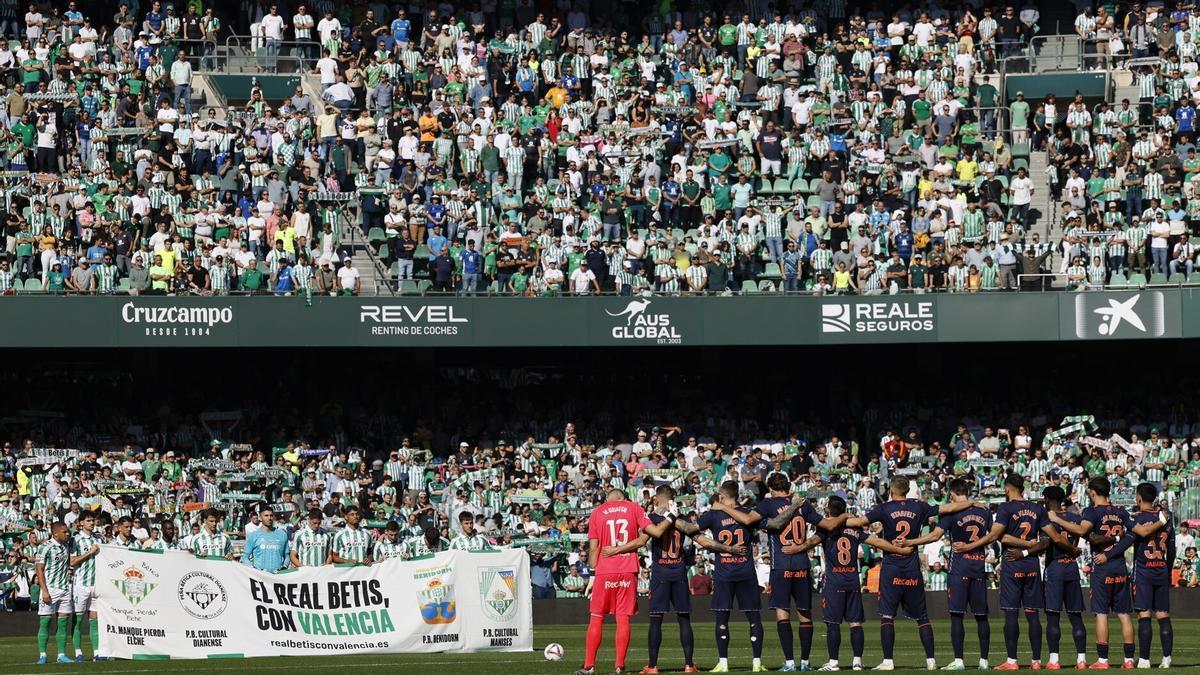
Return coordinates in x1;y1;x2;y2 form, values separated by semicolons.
3;403;1200;610
0;0;1193;296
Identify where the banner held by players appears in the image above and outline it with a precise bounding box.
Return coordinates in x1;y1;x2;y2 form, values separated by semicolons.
95;546;531;659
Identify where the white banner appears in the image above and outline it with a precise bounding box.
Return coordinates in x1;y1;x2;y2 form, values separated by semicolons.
96;546;532;659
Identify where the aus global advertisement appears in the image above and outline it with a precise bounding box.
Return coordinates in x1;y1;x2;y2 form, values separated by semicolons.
95;546;532;659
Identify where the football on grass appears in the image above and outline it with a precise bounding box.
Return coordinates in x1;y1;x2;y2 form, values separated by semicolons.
543;643;564;661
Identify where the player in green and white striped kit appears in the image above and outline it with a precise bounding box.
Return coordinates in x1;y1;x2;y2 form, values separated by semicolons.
290;509;332;568
110;516;139;548
36;522;74;664
401;527;451;559
449;511;495;552
68;512;102;661
188;509;234;559
331;506;373;564
373;521;406;561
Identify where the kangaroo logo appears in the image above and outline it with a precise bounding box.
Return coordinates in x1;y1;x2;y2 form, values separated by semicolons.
606;298;652;326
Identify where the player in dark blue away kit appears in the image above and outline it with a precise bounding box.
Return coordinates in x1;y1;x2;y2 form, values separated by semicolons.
897;478;996;671
1130;483;1173;669
1049;477;1163;669
959;474;1078;670
676;481;781;673
711;473;850;671
603;485;748;674
811;494;914;672
1034;485;1091;669
843;476;980;671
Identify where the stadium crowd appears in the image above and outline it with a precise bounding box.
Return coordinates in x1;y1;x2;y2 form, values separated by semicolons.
0;0;1196;295
3;405;1200;613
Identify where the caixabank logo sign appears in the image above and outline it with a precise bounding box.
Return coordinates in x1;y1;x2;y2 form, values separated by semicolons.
819;299;937;343
1071;291;1180;339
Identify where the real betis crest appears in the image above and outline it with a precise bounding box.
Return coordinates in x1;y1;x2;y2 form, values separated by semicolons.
478;566;518;621
114;566;156;606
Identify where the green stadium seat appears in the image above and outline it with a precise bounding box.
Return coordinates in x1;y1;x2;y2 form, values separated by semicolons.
760;262;781;278
684;229;698;240
805;195;821;209
417;280;432;294
758;179;776;195
117;278;131;291
376;243;389;261
1012;143;1030;158
791;178;809;194
772;177;791;194
1012;158;1029;173
759;280;777;293
486;280;500;295
1187;275;1200;286
415;244;430;259
1107;273;1128;289
1128;273;1147;288
398;280;419;295
1149;272;1169;286
22;278;42;293
389;262;401;278
741;280;758;293
367;227;385;244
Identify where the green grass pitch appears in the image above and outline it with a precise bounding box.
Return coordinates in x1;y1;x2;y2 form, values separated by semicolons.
2;619;1198;673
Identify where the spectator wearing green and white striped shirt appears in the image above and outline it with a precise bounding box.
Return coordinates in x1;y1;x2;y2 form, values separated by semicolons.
331;507;372;564
95;257;119;294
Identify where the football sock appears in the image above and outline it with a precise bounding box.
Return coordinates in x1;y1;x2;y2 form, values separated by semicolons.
977;615;991;661
799;620;814;661
747;611;764;659
1046;611;1062;658
918;620;935;660
1159;618;1173;658
678;613;695;665
1004;609;1020;660
90;615;100;656
56;617;68;656
1138;618;1152;661
614;614;631;669
850;624;865;658
1026;610;1042;661
827;622;842;662
38;615;51;655
950;613;965;660
584;613;604;669
1069;612;1087;656
777;619;794;663
647;614;663;668
72;613;84;654
715;611;731;659
880;619;895;661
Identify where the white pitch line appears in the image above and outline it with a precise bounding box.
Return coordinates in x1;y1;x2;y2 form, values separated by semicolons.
4;657;537;675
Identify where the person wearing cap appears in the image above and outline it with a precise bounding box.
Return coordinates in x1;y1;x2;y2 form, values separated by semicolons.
570;258;599;295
